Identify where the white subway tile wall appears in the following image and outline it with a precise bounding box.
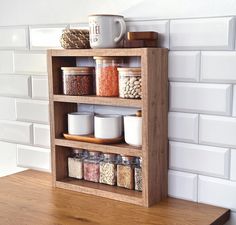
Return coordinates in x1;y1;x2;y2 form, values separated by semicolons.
0;16;236;224
29;25;66;50
168;51;200;82
168;112;198;143
0;26;28;49
169;141;230;178
168;170;198;201
17;145;51;172
31;76;49;100
0;75;31;98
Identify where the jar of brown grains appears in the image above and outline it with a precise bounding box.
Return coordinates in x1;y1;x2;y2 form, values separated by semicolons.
117;155;134;190
62;67;94;96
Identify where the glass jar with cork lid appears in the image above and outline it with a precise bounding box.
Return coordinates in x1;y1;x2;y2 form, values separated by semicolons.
84;151;100;183
68;148;85;180
94;57;123;97
99;153;117;186
62;67;94;96
118;67;142;99
117;155;134;190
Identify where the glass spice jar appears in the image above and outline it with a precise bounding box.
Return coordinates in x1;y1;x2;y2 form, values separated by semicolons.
84;151;100;183
117;155;134;190
68;149;84;179
62;67;94;96
99;153;117;186
134;157;142;191
94;57;123;97
118;67;142;99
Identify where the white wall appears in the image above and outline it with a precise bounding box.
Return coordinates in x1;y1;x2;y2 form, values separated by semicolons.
0;1;236;224
1;0;236;26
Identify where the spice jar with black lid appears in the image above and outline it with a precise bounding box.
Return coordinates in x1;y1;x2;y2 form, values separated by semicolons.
84;151;100;183
68;149;85;179
117;155;134;190
134;157;142;191
62;67;94;96
99;153;117;186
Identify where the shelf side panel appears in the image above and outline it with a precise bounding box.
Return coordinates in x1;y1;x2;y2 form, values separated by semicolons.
142;48;168;207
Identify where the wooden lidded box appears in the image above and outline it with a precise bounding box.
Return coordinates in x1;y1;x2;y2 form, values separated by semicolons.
47;48;168;207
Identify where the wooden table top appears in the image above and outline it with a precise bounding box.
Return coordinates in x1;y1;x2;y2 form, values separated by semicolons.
0;170;230;225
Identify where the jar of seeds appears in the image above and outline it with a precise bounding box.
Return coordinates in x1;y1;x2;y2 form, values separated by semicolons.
84;151;100;183
117;155;134;189
68;149;84;179
134;157;142;191
118;67;142;99
99;153;117;186
62;67;94;96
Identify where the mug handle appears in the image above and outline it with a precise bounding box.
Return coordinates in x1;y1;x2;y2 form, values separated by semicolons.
114;18;126;43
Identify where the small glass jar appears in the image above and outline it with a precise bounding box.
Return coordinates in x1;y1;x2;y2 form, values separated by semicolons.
62;67;94;96
94;57;123;97
99;153;117;186
134;157;142;191
84;151;100;182
68;149;84;179
118;67;142;99
117;156;134;190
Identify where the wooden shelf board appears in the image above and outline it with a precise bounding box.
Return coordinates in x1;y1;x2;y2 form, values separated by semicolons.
48;48;156;57
55;138;143;157
56;178;143;205
53;95;142;107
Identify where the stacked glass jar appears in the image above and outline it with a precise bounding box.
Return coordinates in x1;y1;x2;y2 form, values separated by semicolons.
68;149;142;191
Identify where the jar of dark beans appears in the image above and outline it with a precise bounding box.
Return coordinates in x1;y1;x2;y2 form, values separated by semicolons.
62;67;94;96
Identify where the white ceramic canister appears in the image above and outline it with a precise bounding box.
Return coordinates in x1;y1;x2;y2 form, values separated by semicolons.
124;115;142;147
68;112;94;135
94;114;123;139
88;14;126;48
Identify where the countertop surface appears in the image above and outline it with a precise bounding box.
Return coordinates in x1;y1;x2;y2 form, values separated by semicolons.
0;170;230;225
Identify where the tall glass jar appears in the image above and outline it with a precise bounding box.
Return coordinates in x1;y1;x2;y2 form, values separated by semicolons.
68;149;84;179
99;153;117;186
134;157;142;191
62;67;94;96
84;151;100;182
118;67;142;99
94;57;123;97
117;155;134;189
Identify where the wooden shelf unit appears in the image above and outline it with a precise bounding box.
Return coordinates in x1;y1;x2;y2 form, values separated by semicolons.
48;48;168;207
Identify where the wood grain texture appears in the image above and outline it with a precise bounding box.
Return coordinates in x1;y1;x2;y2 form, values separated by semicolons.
53;94;142;107
48;48;168;206
55;138;142;157
142;48;168;206
0;170;230;225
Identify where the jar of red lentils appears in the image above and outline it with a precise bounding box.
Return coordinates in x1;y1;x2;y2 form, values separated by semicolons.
94;57;123;97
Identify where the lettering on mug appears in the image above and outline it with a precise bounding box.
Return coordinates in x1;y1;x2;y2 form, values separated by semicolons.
89;21;100;43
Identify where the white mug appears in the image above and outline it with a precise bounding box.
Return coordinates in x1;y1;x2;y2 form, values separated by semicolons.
89;14;126;48
68;112;94;135
94;114;123;139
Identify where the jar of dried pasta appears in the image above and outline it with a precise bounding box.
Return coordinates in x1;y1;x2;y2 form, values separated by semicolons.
68;149;84;179
117;155;134;189
84;151;100;183
99;153;117;186
134;157;142;191
94;57;123;97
